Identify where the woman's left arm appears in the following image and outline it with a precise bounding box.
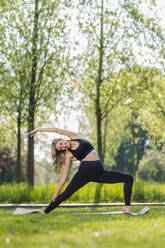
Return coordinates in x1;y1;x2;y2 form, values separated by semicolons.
27;127;81;139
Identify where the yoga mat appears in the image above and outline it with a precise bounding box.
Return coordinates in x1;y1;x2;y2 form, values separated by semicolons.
13;207;149;216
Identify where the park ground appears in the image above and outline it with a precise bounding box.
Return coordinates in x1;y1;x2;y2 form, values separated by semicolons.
0;206;165;248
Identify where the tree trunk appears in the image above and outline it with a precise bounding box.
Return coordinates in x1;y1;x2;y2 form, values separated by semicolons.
27;106;35;186
27;0;39;187
102;116;109;164
131;113;136;176
96;0;104;163
16;110;21;183
96;105;103;161
94;0;104;203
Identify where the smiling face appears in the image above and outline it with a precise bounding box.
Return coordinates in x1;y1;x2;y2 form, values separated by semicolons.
55;139;70;151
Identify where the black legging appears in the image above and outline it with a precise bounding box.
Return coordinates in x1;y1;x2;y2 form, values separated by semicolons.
44;160;134;214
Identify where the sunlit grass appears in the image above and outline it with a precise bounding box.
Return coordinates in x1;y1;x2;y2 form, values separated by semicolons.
0;207;165;248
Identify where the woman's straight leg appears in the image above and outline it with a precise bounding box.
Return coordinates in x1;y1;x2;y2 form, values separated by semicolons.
44;170;89;214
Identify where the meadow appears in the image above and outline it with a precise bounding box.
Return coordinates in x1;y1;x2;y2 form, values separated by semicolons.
0;206;165;248
1;181;165;247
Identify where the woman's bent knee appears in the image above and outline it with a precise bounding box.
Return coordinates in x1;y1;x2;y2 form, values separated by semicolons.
129;175;134;184
125;174;134;184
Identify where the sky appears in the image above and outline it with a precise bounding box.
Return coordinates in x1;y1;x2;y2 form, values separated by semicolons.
157;0;165;26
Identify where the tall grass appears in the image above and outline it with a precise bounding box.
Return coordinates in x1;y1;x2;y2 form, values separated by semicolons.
0;180;165;203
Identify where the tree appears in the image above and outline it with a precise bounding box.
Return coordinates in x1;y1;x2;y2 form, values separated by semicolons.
138;147;165;183
27;0;73;186
0;148;16;184
73;0;163;165
0;61;29;183
139;73;165;146
114;124;148;175
0;0;72;186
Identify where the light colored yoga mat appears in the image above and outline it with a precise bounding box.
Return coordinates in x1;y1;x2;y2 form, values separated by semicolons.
12;207;149;216
13;208;41;215
71;207;150;216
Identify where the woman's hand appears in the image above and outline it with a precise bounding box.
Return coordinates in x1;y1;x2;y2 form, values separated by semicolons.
27;129;38;137
51;193;58;202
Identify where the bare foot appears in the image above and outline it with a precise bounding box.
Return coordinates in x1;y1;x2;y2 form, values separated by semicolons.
32;209;45;215
122;205;131;214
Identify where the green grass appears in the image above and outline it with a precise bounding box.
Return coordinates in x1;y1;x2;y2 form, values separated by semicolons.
0;207;165;248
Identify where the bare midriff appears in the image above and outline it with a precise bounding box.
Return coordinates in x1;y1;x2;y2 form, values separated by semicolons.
81;150;100;161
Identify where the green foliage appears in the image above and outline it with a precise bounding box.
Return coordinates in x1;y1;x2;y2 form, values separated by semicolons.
139;74;165;145
138;148;165;183
0;0;75;185
113;124;148;174
72;0;165;168
0;124;16;152
0;0;165;187
0;0;72;122
0;148;16;184
0;147;27;185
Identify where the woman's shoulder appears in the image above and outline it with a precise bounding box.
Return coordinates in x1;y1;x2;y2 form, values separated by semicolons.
65;150;77;161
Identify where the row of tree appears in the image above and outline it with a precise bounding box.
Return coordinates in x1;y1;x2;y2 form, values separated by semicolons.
0;0;165;185
0;0;73;185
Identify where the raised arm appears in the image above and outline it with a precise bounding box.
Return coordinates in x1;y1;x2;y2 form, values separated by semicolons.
27;127;81;139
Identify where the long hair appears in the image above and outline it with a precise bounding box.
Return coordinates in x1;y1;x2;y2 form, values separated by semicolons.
51;138;66;175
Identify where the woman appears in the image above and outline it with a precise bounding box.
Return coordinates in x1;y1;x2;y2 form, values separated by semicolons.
27;127;134;214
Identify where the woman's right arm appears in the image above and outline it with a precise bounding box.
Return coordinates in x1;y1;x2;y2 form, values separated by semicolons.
51;155;72;202
27;127;81;139
44;156;72;214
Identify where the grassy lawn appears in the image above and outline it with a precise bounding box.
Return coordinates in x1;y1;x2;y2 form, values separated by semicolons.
0;207;165;248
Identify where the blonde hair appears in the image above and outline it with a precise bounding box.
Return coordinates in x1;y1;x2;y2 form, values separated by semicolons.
51;138;66;175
